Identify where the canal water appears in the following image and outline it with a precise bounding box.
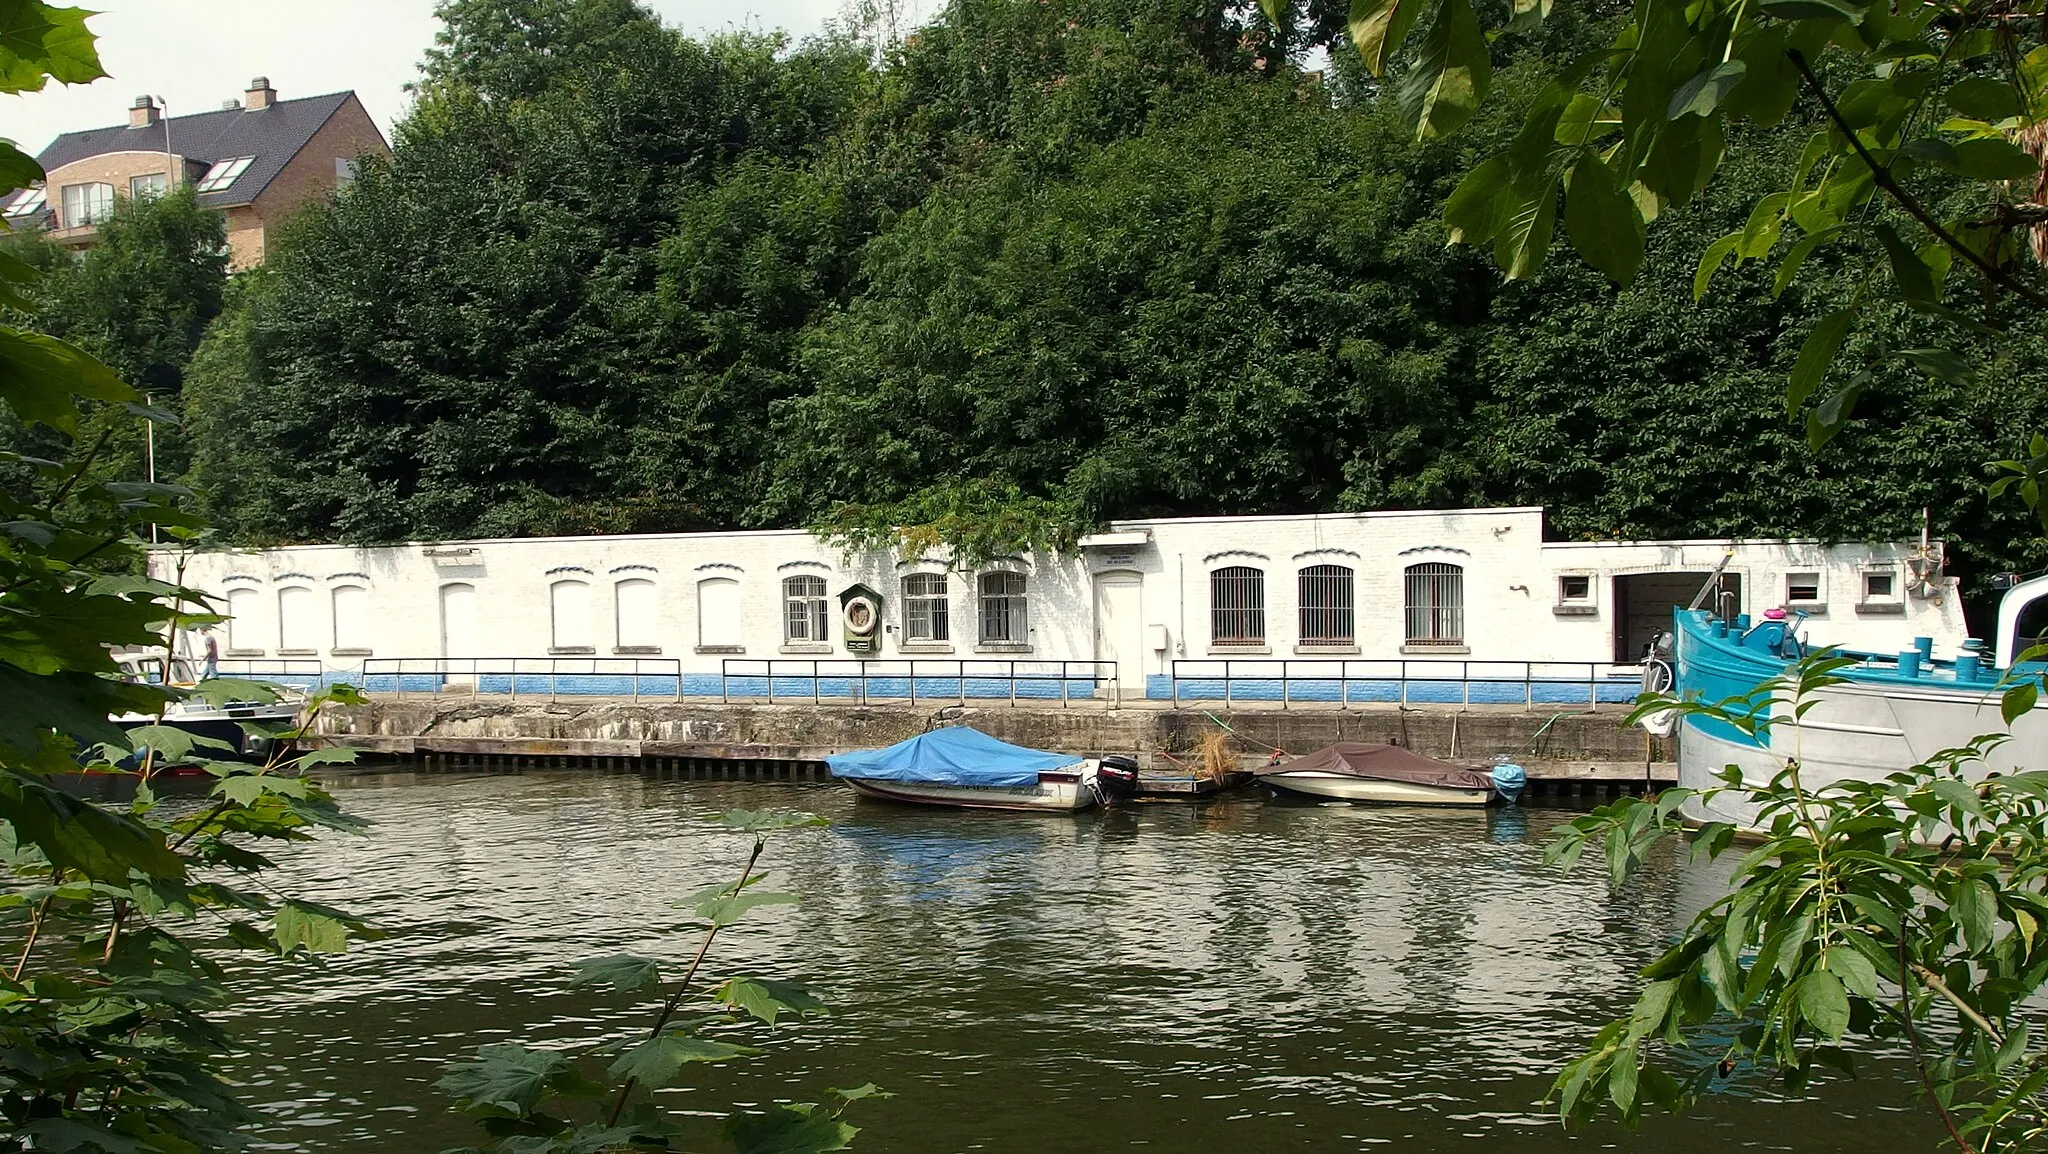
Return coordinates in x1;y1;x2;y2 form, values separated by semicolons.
226;768;1931;1152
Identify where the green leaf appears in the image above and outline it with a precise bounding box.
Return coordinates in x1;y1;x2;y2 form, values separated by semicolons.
1695;232;1742;300
1608;1041;1640;1111
1667;60;1747;119
1564;153;1645;284
1897;347;1973;385
438;1043;587;1116
0;772;183;882
1955;878;1997;952
726;1105;859;1154
1931;776;1986;817
1444;155;1510;246
1785;308;1856;415
0;327;136;432
1349;0;1423;76
1944;76;2023;121
2003;680;2039;726
1494;177;1559;280
1948;137;2040;180
1874;223;1935;302
1797;970;1851;1040
608;1033;757;1087
1756;0;1864;18
1395;0;1491;141
1772;225;1845;297
694;889;799;927
1827;947;1879;999
714;977;828;1025
0;2;108;93
571;954;662;991
274;899;352;955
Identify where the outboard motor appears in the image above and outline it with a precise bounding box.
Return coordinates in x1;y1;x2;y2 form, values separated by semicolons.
1095;755;1141;803
1488;755;1527;806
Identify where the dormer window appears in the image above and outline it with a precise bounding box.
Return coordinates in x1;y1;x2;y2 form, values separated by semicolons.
195;156;255;192
4;188;46;217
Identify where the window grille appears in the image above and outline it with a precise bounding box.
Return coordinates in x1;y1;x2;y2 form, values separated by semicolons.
903;573;949;642
979;571;1027;643
1297;564;1354;644
1210;566;1265;645
1404;563;1464;646
784;575;828;642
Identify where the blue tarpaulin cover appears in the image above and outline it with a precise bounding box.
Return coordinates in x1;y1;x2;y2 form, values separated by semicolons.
825;726;1081;787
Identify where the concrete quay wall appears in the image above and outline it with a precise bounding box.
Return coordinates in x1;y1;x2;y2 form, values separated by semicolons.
314;699;1672;778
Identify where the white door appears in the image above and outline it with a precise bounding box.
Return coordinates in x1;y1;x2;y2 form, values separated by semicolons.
1092;571;1146;688
440;583;478;658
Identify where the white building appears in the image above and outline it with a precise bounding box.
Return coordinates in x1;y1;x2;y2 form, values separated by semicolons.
152;506;1964;702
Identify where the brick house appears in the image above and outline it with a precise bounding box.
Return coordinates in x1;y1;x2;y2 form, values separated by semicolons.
1;78;390;268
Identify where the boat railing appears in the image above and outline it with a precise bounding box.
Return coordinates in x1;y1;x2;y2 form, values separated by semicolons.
358;656;688;701
717;658;1121;708
1167;658;1645;710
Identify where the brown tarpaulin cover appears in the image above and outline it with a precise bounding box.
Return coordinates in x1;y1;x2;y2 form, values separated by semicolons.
1254;742;1492;791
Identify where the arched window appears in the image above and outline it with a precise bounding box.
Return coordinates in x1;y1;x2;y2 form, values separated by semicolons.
615;578;657;651
1298;564;1354;645
331;584;369;653
550;579;593;652
277;586;315;653
783;575;827;643
697;578;741;651
902;573;949;643
225;586;259;654
1210;566;1265;645
1404;563;1464;647
978;571;1027;644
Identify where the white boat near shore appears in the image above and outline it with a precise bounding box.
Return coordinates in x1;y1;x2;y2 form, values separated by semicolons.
828;726;1139;813
1256;743;1525;808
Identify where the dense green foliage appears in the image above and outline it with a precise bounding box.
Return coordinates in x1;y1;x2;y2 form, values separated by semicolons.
43;0;2007;603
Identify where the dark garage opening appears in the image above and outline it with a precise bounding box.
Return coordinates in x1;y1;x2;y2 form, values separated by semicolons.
1613;572;1742;664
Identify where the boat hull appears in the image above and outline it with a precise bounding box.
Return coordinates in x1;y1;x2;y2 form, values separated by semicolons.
113;703;301;766
1262;771;1492;807
843;769;1101;812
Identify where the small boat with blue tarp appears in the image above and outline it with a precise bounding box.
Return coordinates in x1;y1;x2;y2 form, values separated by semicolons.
1254;742;1526;807
1655;571;2048;830
826;725;1140;812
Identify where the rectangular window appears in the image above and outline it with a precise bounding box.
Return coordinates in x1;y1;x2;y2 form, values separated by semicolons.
1297;565;1354;644
783;575;828;643
277;586;315;653
903;573;949;642
1863;570;1895;600
697;578;742;650
1404;563;1465;647
5;188;46;218
1787;573;1822;604
1210;567;1266;645
550;579;592;651
194;156;255;192
59;182;113;226
130;172;168;198
331;585;369;652
1559;575;1592;602
978;572;1027;643
615;578;658;650
335;157;357;187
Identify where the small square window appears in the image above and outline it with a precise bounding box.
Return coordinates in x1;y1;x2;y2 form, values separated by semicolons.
1559;575;1592;602
1863;570;1895;600
1787;573;1822;603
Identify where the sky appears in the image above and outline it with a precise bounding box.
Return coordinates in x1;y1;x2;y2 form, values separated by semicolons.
3;0;874;156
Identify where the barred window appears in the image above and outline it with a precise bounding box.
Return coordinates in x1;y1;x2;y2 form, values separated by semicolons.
1404;563;1464;646
784;575;828;642
1298;564;1354;644
1211;566;1265;645
979;571;1027;643
903;573;949;642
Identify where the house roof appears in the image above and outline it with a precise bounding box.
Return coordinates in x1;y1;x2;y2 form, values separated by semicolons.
24;90;360;211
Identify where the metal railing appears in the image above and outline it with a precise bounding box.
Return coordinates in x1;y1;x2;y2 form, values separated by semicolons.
1168;658;1644;710
719;658;1120;707
360;656;686;701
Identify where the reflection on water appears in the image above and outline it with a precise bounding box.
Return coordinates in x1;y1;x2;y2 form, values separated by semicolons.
225;770;1931;1152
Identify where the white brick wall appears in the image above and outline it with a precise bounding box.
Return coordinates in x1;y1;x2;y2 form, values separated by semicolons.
151;506;1967;684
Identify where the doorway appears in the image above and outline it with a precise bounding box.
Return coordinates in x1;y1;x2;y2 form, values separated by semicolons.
1092;571;1146;689
1613;571;1741;663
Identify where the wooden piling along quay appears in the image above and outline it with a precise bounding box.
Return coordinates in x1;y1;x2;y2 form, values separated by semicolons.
314;732;1670;801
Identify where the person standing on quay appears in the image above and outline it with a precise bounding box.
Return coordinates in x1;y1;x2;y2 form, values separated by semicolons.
201;628;219;681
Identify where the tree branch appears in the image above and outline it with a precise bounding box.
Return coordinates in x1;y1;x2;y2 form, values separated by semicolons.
1787;48;2048;309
